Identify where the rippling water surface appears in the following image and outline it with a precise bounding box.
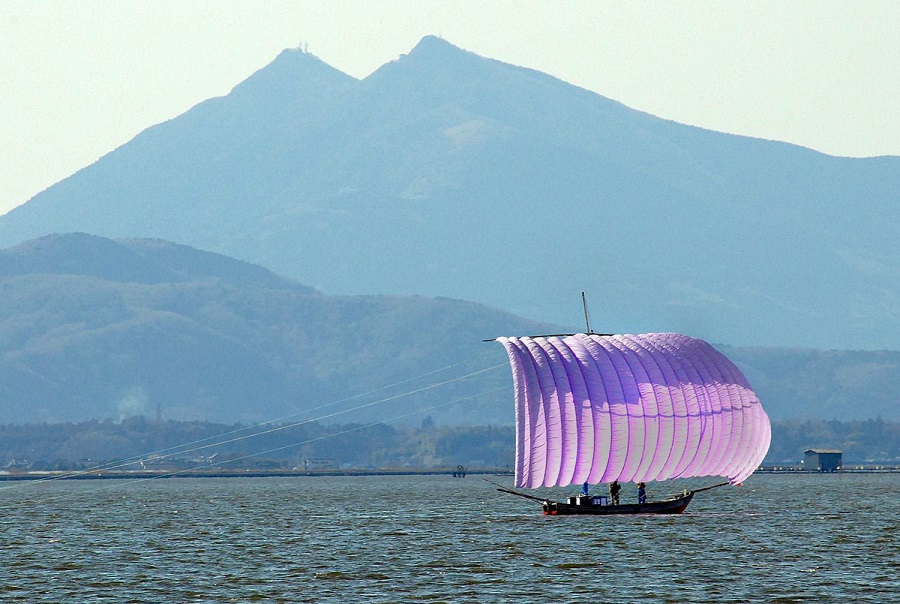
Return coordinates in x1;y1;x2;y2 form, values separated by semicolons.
1;473;897;603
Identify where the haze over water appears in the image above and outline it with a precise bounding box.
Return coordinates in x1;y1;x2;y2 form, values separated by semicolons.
2;473;896;602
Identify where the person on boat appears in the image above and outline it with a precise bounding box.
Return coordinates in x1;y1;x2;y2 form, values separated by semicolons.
637;482;647;504
609;480;621;505
582;481;589;496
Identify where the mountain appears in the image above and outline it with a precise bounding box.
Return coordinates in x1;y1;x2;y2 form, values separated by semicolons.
0;234;897;425
1;37;898;350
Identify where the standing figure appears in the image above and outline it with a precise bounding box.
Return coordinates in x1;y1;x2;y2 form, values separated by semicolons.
637;481;647;504
609;480;621;505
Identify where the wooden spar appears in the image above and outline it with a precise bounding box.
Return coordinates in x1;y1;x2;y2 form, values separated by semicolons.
689;481;730;494
495;480;728;502
483;333;578;342
483;478;549;503
496;487;550;503
483;294;612;342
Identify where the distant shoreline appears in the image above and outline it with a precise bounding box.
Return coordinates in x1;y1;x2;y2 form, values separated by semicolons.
1;466;896;482
756;465;898;474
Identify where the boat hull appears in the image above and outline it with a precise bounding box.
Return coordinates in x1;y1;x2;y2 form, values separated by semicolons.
542;492;694;515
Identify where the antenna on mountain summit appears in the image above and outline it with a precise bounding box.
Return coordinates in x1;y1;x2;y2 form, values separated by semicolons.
582;291;593;334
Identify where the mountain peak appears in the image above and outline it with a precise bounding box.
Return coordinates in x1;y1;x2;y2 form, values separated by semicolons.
409;35;464;54
365;35;488;87
404;35;479;66
228;46;356;100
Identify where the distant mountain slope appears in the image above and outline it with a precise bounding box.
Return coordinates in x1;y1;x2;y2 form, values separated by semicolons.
0;234;554;425
0;234;896;424
0;233;305;288
722;346;900;422
1;37;898;350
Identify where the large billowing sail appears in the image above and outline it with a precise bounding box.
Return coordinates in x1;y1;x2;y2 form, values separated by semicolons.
496;333;770;489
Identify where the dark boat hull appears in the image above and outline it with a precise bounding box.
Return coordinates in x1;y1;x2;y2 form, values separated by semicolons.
542;492;694;515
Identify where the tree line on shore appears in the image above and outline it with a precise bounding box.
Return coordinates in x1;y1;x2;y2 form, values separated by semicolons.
2;416;897;472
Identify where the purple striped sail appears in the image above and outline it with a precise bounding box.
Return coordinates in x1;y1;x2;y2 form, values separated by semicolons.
496;333;770;488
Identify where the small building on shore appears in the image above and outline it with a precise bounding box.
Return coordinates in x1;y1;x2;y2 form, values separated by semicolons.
303;458;336;470
804;449;842;472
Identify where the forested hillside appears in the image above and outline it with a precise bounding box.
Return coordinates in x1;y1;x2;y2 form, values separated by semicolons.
0;234;549;425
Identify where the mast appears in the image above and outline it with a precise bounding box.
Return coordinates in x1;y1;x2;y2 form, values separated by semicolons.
582;291;592;334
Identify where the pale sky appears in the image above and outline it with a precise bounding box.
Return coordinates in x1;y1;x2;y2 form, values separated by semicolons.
2;1;898;216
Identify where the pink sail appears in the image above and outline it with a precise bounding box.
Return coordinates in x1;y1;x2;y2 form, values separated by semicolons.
496;333;770;488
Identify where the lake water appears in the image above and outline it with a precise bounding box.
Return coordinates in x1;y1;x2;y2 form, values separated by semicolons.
1;473;897;603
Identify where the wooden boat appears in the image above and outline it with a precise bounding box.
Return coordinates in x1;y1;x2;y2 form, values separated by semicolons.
488;298;771;516
493;481;728;515
545;492;693;515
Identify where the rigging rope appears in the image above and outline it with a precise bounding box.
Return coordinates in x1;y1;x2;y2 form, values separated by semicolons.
1;383;509;499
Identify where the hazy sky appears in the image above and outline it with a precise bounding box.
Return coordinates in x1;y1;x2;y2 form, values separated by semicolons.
2;1;898;216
